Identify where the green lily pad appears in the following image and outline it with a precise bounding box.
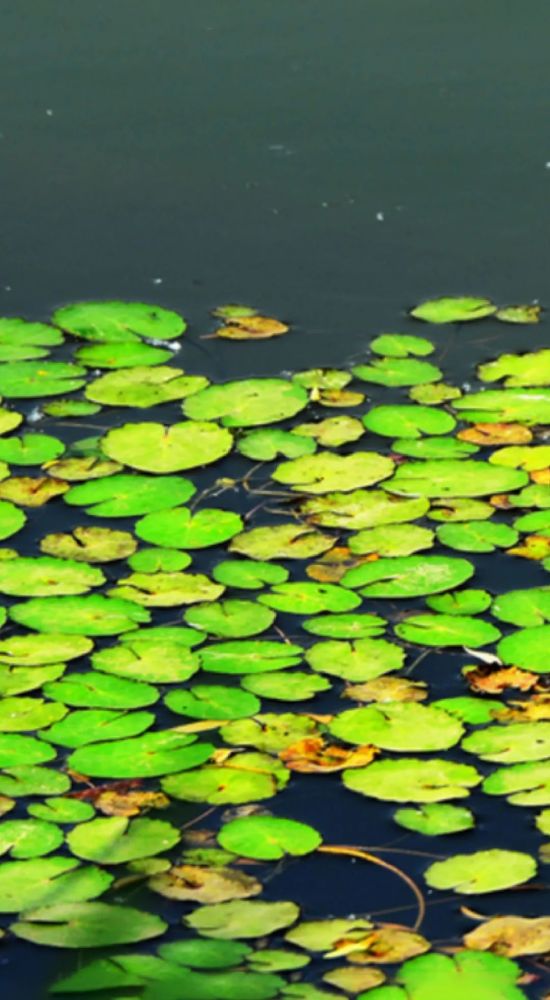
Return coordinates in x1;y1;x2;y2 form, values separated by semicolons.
44;671;158;709
491;588;550;627
367;951;528;1000
0;633;92;666
136;507;243;548
0;766;70;797
424;848;536;894
184;599;275;637
497;626;550;673
258;582;360;615
342;554;474;598
40;526;137;563
432;696;502;724
229;523;335;561
40;708;154;748
0;664;66;697
165;685;260;720
370;334;434;357
10;595;150;634
0;556;104;596
391;436;478;460
92;641;199;683
409;382;462;405
478;349;550;388
67;816;180;864
348;524;434;557
425;589;491;615
330;703;463;751
436;521;519;552
395;614;501;648
28;798;95;824
272;452;394;493
352;359;442;387
462;722;550;763
200;640;303;674
158;937;252;968
11;900;167;947
293;416;364;448
86;366;208;407
302;613;386;639
242;671;331;701
393;803;474;836
384;459;528;497
410;296;496;323
0;408;23;434
247;950;310;973
68;730;213;778
220;713;321;753
0;857;112;913
101;421;233;473
237;428;316;461
452;389;550;425
186;899;300;939
284;917;374;952
0;696;67;732
490;444;550;471
292;368;351;390
0;317;63;348
0;362;86;398
163;752;288;805
0;819;63;858
306;637;404;681
42;399;101;418
483;761;550;806
53;301;185;342
0;734;56;767
218;816;321;860
427;498;494;522
183;378;308;427
108;571;224;607
75;341;173;368
514;510;550;532
212;559;289;589
300;490;429;529
363;405;455;438
0;433;64;465
343;758;481;802
0;500;26;540
64;473;195;516
128;548;192;573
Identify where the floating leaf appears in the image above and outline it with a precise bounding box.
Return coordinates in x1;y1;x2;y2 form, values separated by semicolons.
478;349;550;388
101;421;233;473
0;857;112;913
221;713;321;754
395;614;501;648
391;436;477;460
492;587;550;627
273;451;394;494
28;798;95;824
200;640;303;674
0;556;104;596
301;489;429;530
64;473;195;516
67;816;180;864
92;640;199;683
363;404;454;438
10;595;149;634
237;428;316;460
384;459;527;498
128;548;191;573
149;863;262;902
259;582;360;615
0;819;63;858
393;803;474;836
424;849;536;894
87;366;208;408
183;378;308;427
186;899;300;939
183;599;275;637
68;730;213;778
0;499;26;539
0;362;85;398
409;382;462;405
285;917;374;952
40;708;154;748
427;498;494;522
0;664;66;698
293;416;364;448
462;722;550;763
306;637;404;681
165;685;260;720
0;766;70;797
108;571;224;607
213;559;289;589
75;341;172;368
0;696;67;732
483;760;550;806
302;613;386;639
343;758;481;802
136;507;242;548
158;937;252;968
40;526;137;563
218;815;321;860
163;751;288;805
342;554;474;598
464;914;550;956
0;734;56;767
370;333;434;357
330;703;463;751
43;671;158;709
410;296;496;323
344;676;427;703
426;589;491;616
458;422;533;446
11;900;167;947
497;626;550;673
369;951;529;1000
230;523;335;561
242;671;331;702
352;358;442;387
453;389;550;425
52;300;184;342
348;524;434;557
0;433;64;465
280;737;377;773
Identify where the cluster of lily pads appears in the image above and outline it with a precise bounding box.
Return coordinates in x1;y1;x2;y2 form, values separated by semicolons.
0;297;547;999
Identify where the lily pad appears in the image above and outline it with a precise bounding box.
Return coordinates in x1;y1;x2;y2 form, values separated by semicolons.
64;473;196;516
163;752;288;805
186;899;300;939
352;358;442;387
342;554;474;598
258;582;360;615
363;405;455;438
53;301;185;341
0;433;64;465
86;366;208;407
0;362;86;398
92;641;199;683
101;421;233;473
348;524;434;557
384;459;528;497
165;685;260;720
0;632;92;666
343;758;481;802
221;713;321;754
183;378;308;427
237;428;316;461
0;819;63;858
40;708;155;748
108;571;224;607
0;500;26;540
136;507;243;549
497;626;550;673
425;589;491;616
393;803;474;836
330;703;463;751
367;951;528;1000
300;490;429;529
229;523;335;561
410;296;496;323
10;595;150;634
302;613;386;639
293;416;364;448
395;614;501;648
128;548;191;573
436;521;518;552
462;722;550;763
28;798;95;824
478;349;550;388
212;560;289;589
67;816;180;864
391;436;477;460
11;900;167;947
452;389;550;426
370;333;434;357
483;761;550;806
242;671;331;701
0;696;67;732
0;556;104;596
44;671;159;709
491;588;550;627
272;452;394;493
68;730;214;778
0;857;112;913
218;816;322;860
306;638;404;681
200;640;303;674
75;341;172;368
424;849;536;894
40;526;137;563
184;599;275;637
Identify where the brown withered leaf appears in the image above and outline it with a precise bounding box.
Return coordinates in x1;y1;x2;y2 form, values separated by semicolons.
95;790;170;817
307;545;373;583
280;736;378;773
496;304;542;324
463;664;539;695
148;864;262;903
68;779;143;802
0;476;69;506
216;315;289;340
458;423;533;446
464;915;550;957
326;926;430;964
531;468;550;485
493;695;550;722
507;534;550;560
344;677;428;704
490;494;514;510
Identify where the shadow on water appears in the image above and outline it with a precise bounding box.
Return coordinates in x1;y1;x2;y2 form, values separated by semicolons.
0;1;549;996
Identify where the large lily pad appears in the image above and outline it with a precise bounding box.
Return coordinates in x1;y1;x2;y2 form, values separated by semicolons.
183;378;308;427
44;671;158;709
491;588;550;627
67;817;180;864
186;899;300;939
395;614;501;648
229;523;335;561
478;349;550;388
497;626;550;673
0;362;86;398
101;422;233;473
330;703;463;751
483;761;550;806
92;640;199;683
10;595;150;635
86;366;208;407
40;526;137;563
452;389;550;425
384;459;528;497
53;301;185;341
272;452;394;493
342;555;474;597
162;752;288;805
11;901;167;947
300;490;429;529
352;358;442;387
462;722;550;763
0;858;112;913
184;599;275;637
363;404;455;438
367;951;528;1000
343;758;481;802
218;816;321;860
410;296;496;323
424;849;536;894
0;556;104;596
64;473;196;516
68;730;214;778
306;638;404;681
136;507;243;548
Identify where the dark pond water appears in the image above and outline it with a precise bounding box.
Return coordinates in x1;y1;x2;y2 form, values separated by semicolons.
1;1;549;996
